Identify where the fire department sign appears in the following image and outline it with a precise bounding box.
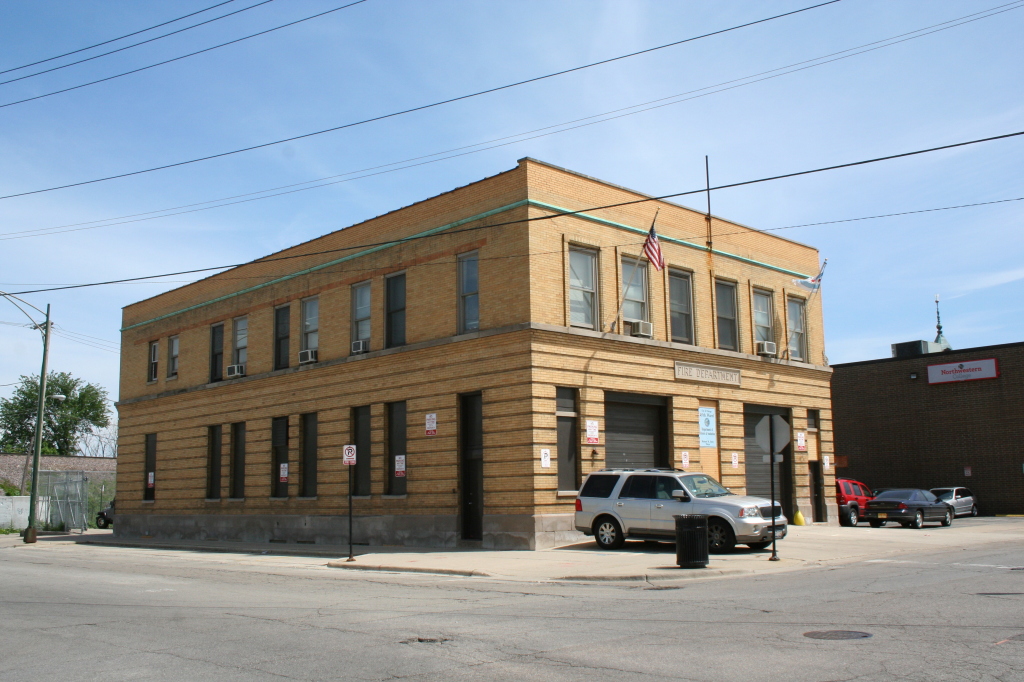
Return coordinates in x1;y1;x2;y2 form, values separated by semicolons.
927;358;999;384
675;361;741;386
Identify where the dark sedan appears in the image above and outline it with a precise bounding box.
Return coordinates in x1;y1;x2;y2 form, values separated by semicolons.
863;489;953;529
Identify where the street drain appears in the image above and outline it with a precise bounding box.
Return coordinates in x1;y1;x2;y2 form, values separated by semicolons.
804;631;873;640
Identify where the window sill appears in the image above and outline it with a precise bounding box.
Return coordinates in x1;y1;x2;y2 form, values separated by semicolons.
226;498;244;502
141;500;155;504
204;498;221;502
556;491;579;497
807;428;819;433
295;496;317;501
382;494;407;499
351;495;371;500
146;380;157;386
555;411;577;418
166;375;178;382
268;497;289;501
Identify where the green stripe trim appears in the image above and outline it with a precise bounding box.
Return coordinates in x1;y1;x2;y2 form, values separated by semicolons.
122;198;810;332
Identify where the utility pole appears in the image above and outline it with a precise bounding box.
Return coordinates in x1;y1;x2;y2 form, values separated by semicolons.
24;304;52;544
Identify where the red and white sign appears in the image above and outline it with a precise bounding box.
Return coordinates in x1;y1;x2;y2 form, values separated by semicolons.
796;432;807;451
731;452;739;469
681;451;689;469
823;455;830;470
585;420;599;444
395;454;406;477
425;413;437;436
927;358;999;384
147;471;155;488
964;466;972;477
342;444;357;466
279;463;288;482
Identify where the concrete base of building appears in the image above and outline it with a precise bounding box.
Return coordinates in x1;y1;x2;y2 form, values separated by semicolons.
115;512;587;550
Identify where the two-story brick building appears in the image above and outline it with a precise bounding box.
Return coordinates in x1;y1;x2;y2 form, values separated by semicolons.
116;158;835;549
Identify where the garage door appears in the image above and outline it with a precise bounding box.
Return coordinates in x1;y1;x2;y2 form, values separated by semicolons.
605;394;666;469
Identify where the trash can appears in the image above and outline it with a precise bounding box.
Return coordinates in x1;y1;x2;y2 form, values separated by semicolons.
674;514;709;568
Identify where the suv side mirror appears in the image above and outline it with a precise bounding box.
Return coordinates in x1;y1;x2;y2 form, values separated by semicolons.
671;490;690;502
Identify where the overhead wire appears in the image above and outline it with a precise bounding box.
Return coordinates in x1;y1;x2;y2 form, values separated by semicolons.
0;0;240;76
8;128;1024;297
2;0;1020;242
0;0;370;111
0;0;841;198
0;0;277;87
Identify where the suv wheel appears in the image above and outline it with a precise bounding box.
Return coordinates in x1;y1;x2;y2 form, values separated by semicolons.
593;517;625;550
707;519;736;553
96;517;109;529
846;506;859;527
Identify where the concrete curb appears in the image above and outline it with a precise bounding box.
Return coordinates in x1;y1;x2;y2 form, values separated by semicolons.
556;568;748;581
327;561;490;577
76;537;348;559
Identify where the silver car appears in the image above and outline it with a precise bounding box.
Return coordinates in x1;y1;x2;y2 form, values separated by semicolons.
930;487;978;517
575;469;787;553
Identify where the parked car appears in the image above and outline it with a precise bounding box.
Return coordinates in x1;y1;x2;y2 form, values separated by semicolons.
575;469;787;553
930;487;978;517
96;499;115;529
863;489;953;529
836;477;874;527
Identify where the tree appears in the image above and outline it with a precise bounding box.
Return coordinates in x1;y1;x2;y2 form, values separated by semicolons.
0;372;111;456
79;423;118;458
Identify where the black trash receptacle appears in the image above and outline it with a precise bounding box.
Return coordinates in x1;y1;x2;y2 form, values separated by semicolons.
674;514;709;568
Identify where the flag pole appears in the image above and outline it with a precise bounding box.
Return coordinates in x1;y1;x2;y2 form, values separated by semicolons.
609;210;658;332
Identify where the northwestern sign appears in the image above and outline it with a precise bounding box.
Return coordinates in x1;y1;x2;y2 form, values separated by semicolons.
927;358;999;384
674;361;741;386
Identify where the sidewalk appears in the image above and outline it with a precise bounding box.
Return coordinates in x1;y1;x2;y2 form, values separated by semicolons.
65;517;1024;582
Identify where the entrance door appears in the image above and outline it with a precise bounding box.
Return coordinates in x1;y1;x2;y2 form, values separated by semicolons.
604;393;667;470
808;460;826;522
459;393;484;540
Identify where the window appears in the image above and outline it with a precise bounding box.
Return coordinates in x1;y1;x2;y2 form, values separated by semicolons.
579;474;620;498
715;280;738;351
387;402;407;495
753;290;774;344
167;336;179;378
669;270;694;344
621;258;648;322
352;405;371;496
147;341;159;382
210;323;224;382
569;248;598;328
386;273;406;348
300;413;317;497
271;416;288;498
556;387;579;492
807;409;819;431
233;317;248;366
207;425;222;500
655;476;686;499
274;305;290;370
301;298;319;351
618;475;657;499
229;422;246;499
143;434;156;501
351;281;371;347
787;297;807;361
458;252;479;334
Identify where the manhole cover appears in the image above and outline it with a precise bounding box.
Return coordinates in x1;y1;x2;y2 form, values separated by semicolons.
804;630;873;640
400;636;450;644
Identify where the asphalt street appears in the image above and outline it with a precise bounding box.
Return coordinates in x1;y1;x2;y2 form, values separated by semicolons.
2;518;1023;681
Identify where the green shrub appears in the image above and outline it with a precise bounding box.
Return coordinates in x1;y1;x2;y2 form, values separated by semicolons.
0;479;20;496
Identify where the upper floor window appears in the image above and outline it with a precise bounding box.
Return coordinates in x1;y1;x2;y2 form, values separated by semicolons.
233;317;248;366
274;305;290;370
167;336;179;378
621;258;648;322
669;270;693;344
147;341;159;382
715;280;738;351
569;248;597;328
352;281;371;346
752;290;774;344
210;323;224;382
788;297;807;361
301;298;319;351
458;252;479;334
386;273;406;348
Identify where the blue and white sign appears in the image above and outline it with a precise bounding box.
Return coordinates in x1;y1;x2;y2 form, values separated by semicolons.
698;407;717;448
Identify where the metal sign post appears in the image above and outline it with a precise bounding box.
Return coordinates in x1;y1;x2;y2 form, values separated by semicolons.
342;444;357;561
755;415;789;562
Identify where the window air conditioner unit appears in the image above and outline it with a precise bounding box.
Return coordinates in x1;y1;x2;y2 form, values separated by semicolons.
226;364;245;378
350;339;368;354
756;341;777;357
629;321;654;338
298;349;318;364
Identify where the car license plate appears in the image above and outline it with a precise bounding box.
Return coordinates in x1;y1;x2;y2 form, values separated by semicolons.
878;513;887;519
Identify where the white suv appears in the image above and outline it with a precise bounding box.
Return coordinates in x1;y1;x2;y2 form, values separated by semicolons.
574;469;787;553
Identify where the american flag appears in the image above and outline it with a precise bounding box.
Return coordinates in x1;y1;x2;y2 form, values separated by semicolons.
642;218;666;271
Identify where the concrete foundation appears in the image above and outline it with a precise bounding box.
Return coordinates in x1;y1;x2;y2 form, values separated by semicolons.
0;496;30;530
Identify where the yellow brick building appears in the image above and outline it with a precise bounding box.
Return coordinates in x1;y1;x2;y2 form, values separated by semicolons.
116;158;836;549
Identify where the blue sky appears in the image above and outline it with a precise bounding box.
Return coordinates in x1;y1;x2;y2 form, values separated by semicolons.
1;0;1022;406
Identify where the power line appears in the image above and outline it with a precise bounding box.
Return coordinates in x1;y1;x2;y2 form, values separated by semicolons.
0;1;840;199
2;0;1017;241
0;0;240;76
0;0;370;111
0;0;277;87
9;128;1023;296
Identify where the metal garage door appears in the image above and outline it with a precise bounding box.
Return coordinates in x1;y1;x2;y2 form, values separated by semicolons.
605;393;667;469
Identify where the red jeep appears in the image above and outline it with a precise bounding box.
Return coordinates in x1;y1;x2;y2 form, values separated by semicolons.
836;478;874;527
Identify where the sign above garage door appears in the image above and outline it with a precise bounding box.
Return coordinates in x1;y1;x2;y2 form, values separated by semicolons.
674;361;741;386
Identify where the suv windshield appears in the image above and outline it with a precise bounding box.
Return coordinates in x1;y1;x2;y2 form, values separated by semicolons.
682;474;732;498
